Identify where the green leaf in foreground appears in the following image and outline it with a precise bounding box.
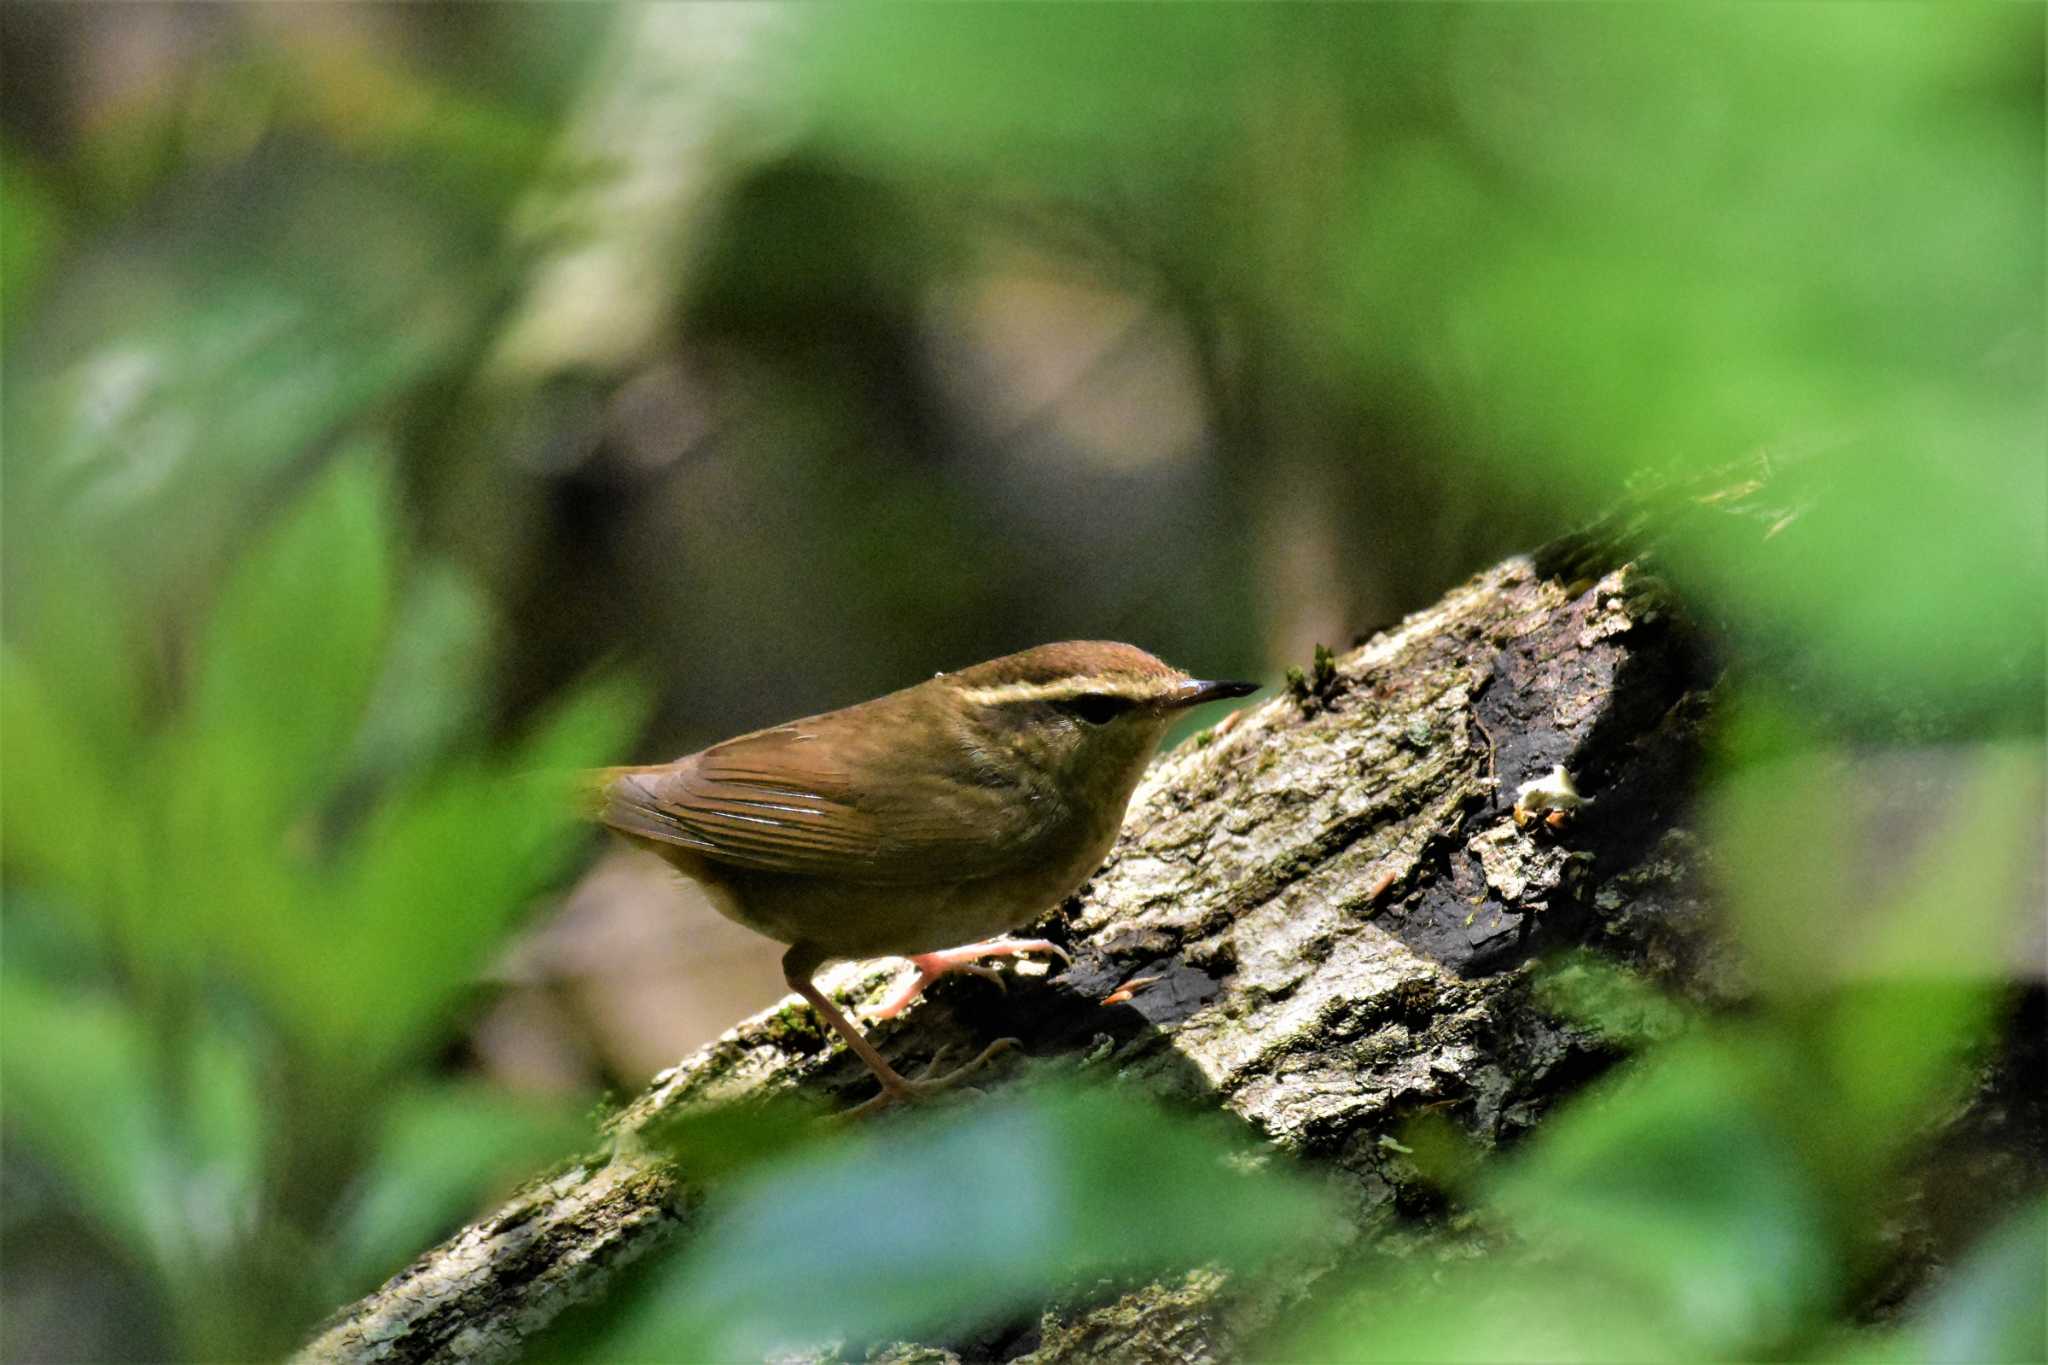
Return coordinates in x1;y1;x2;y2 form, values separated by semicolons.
1485;1036;1838;1357
1907;1197;2047;1365
588;1085;1335;1360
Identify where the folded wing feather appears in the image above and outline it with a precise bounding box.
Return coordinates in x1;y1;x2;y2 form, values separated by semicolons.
599;719;1049;885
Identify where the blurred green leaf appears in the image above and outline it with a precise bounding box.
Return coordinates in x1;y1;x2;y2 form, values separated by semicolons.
0;973;262;1280
0;146;64;321
1711;739;2040;994
806;7;1255;192
1341;4;2045;723
243;675;639;1074
1487;1036;1838;1356
343;559;499;788
2;383;646;1349
0;973;178;1262
6;150;493;592
630;1093;828;1185
0;646;132;904
3;551;148;763
1532;953;1695;1051
591;1086;1335;1360
146;718;302;985
1283;1257;1684;1364
1909;1197;2048;1365
1708;739;2031;1195
332;1082;592;1290
191;448;393;827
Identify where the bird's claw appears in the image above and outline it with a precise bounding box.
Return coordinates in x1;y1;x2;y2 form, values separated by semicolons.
842;1037;1020;1120
960;963;1008;991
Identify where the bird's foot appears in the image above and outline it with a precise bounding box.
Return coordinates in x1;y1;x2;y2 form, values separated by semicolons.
873;938;1073;1019
843;1037;1020;1120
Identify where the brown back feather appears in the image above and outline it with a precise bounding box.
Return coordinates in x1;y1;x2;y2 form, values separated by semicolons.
594;642;1168;884
596;704;1055;885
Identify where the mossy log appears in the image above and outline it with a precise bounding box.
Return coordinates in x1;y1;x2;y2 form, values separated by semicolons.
300;550;1725;1364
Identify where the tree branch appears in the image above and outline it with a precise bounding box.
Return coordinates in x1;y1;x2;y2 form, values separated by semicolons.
299;552;1719;1364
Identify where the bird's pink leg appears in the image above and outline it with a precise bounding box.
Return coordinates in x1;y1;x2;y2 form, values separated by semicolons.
874;937;1073;1019
785;943;1017;1117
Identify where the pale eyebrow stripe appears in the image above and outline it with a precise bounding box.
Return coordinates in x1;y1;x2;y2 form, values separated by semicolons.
955;675;1182;707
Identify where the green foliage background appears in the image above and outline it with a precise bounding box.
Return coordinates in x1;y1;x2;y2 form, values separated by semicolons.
2;5;2040;1361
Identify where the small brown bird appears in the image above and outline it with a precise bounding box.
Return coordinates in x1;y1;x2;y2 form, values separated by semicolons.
595;641;1258;1109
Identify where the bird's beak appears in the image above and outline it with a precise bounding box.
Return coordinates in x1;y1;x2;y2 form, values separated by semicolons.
1170;678;1261;709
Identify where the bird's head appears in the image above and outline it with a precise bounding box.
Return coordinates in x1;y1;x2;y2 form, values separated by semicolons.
939;641;1259;810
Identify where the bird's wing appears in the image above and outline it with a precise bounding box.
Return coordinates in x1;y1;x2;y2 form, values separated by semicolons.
600;707;1053;885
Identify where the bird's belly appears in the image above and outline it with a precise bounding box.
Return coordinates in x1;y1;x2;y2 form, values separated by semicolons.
628;843;789;946
705;829;1115;962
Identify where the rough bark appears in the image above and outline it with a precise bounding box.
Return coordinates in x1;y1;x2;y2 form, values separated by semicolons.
299;544;1736;1365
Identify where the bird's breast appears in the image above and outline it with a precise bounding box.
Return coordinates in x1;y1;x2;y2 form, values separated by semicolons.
676;800;1121;962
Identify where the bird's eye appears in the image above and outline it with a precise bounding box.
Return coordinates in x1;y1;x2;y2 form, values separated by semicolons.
1061;693;1134;725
